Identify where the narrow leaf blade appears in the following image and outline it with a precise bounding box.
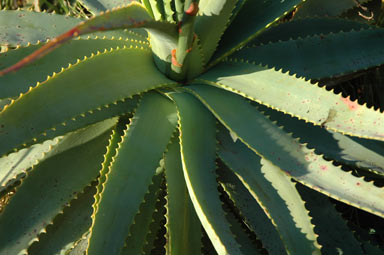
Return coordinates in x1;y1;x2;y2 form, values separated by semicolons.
87;92;177;254
169;91;242;255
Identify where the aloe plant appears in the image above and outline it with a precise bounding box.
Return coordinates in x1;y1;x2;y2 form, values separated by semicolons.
1;0;384;254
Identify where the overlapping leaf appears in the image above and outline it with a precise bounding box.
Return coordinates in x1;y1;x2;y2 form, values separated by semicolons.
88;92;177;254
0;122;112;255
169;91;242;255
235;28;384;80
0;46;175;156
197;61;384;141
186;85;384;218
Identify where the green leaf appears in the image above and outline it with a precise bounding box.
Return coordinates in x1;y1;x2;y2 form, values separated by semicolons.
294;0;370;18
218;166;287;255
149;0;166;20
0;137;61;192
186;85;384;218
1;118;116;195
164;136;202;255
248;17;370;46
218;129;320;254
163;0;175;22
259;104;384;175
121;171;163;254
296;184;364;255
235;28;384;80
220;194;262;255
169;91;242;255
142;183;167;254
87;92;177;255
174;0;184;21
0;10;81;47
32;97;139;153
93;118;127;216
0;3;177;76
197;61;384;141
0;46;175;157
0;123;111;255
195;0;237;62
0;37;148;99
27;185;96;255
78;0;138;14
67;234;90;255
210;0;304;66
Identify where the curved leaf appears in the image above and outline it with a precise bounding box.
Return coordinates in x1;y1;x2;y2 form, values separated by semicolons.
88;92;177;255
0;2;177;76
235;28;384;80
169;91;242;255
259;104;384;175
0;123;111;255
121;172;163;254
218;129;321;254
197;61;384;141
0;47;175;157
195;0;237;62
27;185;96;255
0;137;60;192
248;17;371;46
296;184;364;255
294;0;370;18
186;85;384;218
218;166;287;255
78;0;137;14
210;0;304;66
0;37;149;98
0;10;81;47
164;136;202;255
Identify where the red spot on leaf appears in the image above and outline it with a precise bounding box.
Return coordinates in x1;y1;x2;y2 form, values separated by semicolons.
356;182;361;186
341;97;359;111
320;165;328;171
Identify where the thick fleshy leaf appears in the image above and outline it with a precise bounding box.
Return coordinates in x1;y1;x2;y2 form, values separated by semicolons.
31;97;139;153
197;61;384;141
195;0;237;62
220;196;262;255
294;0;370;18
164;137;202;255
210;0;304;66
142;183;167;254
27;185;96;255
235;28;384;80
88;92;177;255
169;91;242;255
218;129;320;254
218;166;287;255
0;46;175;157
149;0;166;20
121;172;163;254
163;0;175;22
0;3;177;76
0;123;111;255
249;17;371;46
186;85;384;218
0;137;60;192
1;118;116;194
0;10;81;46
92;118;127;217
259;104;384;175
78;0;137;14
67;234;90;255
0;37;149;98
296;184;364;254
